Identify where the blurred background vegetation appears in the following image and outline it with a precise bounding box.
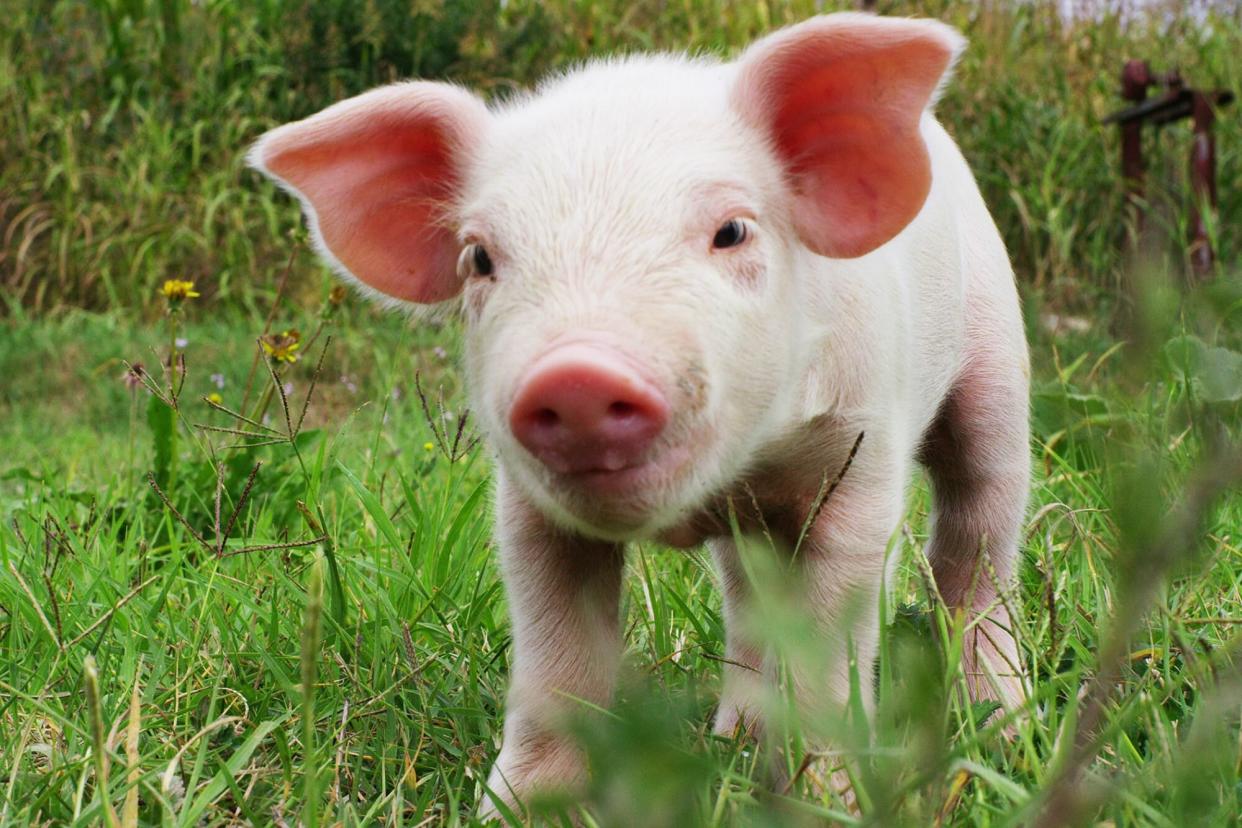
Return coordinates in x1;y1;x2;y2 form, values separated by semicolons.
2;0;1239;316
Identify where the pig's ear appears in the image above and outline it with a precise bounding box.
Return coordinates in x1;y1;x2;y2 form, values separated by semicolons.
248;82;489;305
731;14;964;259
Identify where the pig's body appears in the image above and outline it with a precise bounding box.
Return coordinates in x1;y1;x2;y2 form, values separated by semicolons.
251;13;1029;819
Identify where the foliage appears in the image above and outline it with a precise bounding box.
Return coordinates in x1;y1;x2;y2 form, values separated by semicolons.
2;0;1241;314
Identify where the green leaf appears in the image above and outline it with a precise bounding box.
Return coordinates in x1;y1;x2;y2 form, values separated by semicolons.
336;460;404;553
1164;335;1242;403
970;699;1003;729
177;716;288;827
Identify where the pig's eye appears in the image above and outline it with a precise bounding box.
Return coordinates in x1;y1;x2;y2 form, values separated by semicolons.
712;218;749;250
458;243;494;279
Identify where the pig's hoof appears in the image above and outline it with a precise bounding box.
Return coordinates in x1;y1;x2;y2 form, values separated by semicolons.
480;740;586;824
964;627;1028;736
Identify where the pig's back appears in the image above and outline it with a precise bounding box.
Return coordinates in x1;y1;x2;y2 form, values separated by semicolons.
895;116;1024;443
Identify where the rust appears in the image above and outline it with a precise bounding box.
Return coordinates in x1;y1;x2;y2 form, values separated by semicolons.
1104;61;1232;280
1189;91;1217;277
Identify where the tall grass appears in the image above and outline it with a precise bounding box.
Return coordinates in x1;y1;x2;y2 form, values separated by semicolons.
2;0;1240;314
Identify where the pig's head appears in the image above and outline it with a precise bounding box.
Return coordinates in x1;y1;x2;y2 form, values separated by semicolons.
249;14;963;540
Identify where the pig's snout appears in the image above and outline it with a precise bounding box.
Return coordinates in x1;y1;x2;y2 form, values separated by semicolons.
508;343;669;475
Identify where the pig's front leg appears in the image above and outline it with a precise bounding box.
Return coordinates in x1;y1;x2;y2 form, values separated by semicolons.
781;462;906;796
481;475;625;820
709;538;766;738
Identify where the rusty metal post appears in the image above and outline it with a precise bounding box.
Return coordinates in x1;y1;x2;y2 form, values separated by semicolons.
1105;61;1231;282
1120;60;1150;208
1189;91;1217;277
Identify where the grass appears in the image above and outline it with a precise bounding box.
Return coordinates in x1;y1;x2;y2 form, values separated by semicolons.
1;0;1241;825
1;260;1240;825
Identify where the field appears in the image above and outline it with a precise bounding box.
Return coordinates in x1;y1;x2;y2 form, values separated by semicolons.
2;0;1241;825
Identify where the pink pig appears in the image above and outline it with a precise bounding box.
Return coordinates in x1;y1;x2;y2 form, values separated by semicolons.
251;12;1029;816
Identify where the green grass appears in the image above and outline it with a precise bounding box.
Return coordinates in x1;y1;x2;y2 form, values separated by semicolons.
2;0;1242;825
1;264;1240;825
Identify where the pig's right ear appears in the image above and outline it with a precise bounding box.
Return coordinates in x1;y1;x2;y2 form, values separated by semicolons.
248;83;489;305
731;14;965;259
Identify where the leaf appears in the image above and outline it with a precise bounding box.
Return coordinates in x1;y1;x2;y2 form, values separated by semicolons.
1030;381;1112;452
336;461;404;553
970;699;1003;729
1164;335;1242;403
293;427;322;452
177;716;287;827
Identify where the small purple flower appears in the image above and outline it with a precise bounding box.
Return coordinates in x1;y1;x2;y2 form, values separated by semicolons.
433;346;448;360
175;337;188;350
282;382;294;396
340;374;358;394
210;373;226;390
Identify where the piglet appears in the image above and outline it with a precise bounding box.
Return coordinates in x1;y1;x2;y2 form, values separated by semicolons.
250;12;1030;817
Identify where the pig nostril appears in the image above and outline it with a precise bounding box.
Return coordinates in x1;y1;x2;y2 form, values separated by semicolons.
532;408;560;429
508;343;670;473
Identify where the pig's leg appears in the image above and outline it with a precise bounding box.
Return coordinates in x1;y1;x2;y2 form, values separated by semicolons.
794;471;903;719
481;477;625;818
780;461;905;801
709;538;765;738
919;356;1029;710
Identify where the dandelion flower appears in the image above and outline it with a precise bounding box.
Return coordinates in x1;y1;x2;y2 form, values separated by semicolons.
260;329;301;364
160;280;199;304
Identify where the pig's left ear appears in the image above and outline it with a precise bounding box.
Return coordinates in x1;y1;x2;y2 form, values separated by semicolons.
248;82;490;305
731;14;964;259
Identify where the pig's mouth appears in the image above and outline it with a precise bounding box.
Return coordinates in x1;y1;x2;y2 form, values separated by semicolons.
522;441;701;539
557;445;693;497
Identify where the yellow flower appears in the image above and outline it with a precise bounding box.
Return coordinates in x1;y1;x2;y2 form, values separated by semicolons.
423;442;435;452
206;392;223;406
260;329;301;364
160;279;200;302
